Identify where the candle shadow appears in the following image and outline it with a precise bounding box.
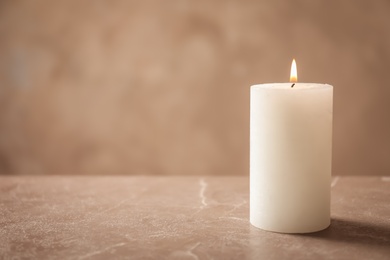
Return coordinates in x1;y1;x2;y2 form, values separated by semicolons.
300;217;390;247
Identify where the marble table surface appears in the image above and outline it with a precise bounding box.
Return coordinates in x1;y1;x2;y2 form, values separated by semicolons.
0;176;389;259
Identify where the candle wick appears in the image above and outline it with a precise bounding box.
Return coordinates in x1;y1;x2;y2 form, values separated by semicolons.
291;83;295;88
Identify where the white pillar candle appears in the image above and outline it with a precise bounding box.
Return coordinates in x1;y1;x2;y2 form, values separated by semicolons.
250;61;333;233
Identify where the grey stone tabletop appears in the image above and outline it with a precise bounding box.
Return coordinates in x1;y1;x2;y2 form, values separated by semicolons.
0;176;389;259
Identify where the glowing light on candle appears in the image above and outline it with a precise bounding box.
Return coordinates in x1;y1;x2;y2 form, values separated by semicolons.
290;59;297;82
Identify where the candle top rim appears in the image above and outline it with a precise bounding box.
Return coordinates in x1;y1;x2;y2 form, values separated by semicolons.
251;83;333;90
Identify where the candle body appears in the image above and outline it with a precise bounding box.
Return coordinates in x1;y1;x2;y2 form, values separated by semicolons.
250;83;333;233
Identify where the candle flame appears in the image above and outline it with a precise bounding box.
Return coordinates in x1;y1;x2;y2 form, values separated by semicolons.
290;59;297;82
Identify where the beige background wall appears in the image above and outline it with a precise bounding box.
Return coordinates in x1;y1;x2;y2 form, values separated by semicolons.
0;0;389;176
